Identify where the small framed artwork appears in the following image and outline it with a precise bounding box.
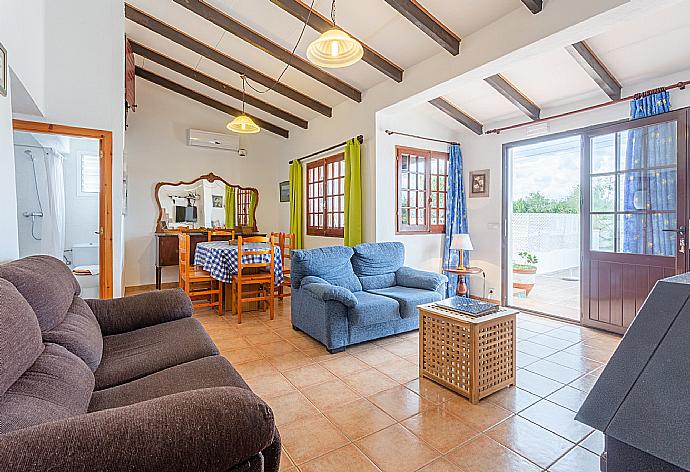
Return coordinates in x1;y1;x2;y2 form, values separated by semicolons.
469;169;490;198
0;42;7;97
212;195;223;208
279;181;290;202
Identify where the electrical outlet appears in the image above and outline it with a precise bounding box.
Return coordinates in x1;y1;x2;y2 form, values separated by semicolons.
488;288;496;297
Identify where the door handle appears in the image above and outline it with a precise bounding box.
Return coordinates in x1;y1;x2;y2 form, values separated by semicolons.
663;227;687;254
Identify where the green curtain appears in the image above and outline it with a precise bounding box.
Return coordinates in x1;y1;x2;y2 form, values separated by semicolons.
344;138;363;246
248;190;257;228
225;185;235;228
289;160;304;249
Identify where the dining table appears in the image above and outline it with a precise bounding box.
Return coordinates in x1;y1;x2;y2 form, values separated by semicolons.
194;240;284;285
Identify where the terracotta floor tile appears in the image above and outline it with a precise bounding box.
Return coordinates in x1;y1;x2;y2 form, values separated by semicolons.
372;336;399;346
441;396;513;432
544;351;603;373
582;334;620;352
382;339;419;357
245;331;284;346
264;390;320;426
546;327;588;343
267;351;315;371
280;449;295;471
233;359;279;379
321;355;370;377
547;386;590;413
351;346;402;366
301;378;362;410
299;444;380;472
516;329;539;341
527;334;578;351
221;346;264;364
524;359;585;384
346;342;380;354
516;350;541;368
517;321;556;334
486;416;573;468
519;400;592;443
516;369;564;397
246;372;296;399
580;430;604;455
446;435;540;472
563;343;612;363
260;340;300;357
405;353;419;364
280;415;350;465
485;386;541;413
549;446;599;472
323;398;396;440
356;424;439;472
516;340;559;358
569;373;599;393
405;378;460;404
342;368;399;396
416;457;463;472
368;385;432;421
302;347;347;362
401;405;479;453
213;336;252;351
288;335;325;351
375;358;419;383
283;363;336;389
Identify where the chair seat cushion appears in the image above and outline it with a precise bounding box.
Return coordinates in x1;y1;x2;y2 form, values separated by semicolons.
94;317;218;390
0;343;94;434
88;355;248;412
348;292;400;327
368;286;444;318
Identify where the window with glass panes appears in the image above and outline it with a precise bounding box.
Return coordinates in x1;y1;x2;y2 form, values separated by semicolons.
396;146;448;234
236;188;251;226
306;154;345;237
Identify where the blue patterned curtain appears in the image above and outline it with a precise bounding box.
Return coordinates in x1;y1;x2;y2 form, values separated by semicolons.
443;144;469;297
623;91;675;255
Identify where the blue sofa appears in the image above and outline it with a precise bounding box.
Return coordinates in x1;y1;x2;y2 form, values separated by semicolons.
290;242;448;353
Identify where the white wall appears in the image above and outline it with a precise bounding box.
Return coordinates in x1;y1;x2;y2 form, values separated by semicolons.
64;138;100;251
0;81;19;262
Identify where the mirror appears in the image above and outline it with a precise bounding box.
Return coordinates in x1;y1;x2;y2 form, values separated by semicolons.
155;173;258;232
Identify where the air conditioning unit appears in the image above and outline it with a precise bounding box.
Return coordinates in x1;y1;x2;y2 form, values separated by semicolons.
187;129;240;151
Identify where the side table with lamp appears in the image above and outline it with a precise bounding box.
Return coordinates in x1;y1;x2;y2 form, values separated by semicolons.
443;233;485;297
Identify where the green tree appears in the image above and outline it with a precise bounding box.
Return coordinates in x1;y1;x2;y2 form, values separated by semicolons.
513;186;580;214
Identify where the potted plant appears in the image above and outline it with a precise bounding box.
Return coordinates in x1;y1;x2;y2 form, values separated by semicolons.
513;252;538;296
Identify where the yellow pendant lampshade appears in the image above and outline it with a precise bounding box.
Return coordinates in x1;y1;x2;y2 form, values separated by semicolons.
307;28;363;68
227;114;260;134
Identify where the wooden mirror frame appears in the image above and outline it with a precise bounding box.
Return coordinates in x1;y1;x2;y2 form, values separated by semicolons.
154;172;259;232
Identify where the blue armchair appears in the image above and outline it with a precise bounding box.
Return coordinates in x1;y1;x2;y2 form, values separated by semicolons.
290;242;447;353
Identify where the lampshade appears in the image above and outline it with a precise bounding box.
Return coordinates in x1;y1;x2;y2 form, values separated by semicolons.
227;114;260;134
307;28;364;69
451;234;474;251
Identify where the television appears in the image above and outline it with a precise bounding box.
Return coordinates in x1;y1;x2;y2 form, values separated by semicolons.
175;205;197;223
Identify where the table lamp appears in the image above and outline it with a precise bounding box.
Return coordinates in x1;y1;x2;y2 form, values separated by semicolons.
451;234;473;270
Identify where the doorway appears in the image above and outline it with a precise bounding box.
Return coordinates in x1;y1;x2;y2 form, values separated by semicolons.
12;120;113;298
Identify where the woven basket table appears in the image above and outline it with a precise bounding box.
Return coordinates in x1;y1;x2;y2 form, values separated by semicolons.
419;302;517;404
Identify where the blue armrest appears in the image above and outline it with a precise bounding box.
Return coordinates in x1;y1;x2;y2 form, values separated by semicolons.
396;266;448;292
301;280;358;308
301;276;330;287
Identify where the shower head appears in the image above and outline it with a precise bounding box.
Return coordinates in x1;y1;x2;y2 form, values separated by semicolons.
24;149;33;160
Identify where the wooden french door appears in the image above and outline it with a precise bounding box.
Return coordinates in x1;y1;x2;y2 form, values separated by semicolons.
582;110;688;333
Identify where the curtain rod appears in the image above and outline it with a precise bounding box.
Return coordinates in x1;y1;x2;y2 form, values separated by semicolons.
289;135;364;164
384;130;460;146
486;80;690;135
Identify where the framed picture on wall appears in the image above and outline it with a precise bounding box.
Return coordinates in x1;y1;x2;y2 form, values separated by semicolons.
0;42;7;97
212;195;224;208
469;169;490;198
279;181;290;202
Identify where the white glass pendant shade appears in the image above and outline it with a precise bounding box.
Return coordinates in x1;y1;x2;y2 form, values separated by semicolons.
307;28;363;68
227;114;260;134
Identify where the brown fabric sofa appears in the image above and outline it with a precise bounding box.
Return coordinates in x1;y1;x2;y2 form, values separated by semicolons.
0;255;280;472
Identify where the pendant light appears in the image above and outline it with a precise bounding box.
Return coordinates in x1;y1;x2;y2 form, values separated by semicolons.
227;76;260;134
307;0;363;69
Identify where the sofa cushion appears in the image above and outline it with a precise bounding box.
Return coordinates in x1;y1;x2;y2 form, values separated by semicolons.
43;297;103;372
291;246;362;292
89;355;248;412
0;343;94;434
0;279;44;396
368;286;444;318
352;242;405;290
348;291;400;327
0;255;80;332
94;317;219;390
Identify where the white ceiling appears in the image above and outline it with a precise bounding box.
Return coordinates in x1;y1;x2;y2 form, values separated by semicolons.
432;0;690;128
126;0;521;132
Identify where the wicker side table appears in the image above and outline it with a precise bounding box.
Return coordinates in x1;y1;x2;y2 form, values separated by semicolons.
419;302;517;404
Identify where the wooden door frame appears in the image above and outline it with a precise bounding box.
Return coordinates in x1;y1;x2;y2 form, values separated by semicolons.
12;120;114;298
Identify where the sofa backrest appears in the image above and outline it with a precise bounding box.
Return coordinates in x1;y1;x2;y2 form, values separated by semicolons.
352;242;405;290
291;246;363;292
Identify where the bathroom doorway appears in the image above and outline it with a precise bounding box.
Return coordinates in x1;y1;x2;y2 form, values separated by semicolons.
12;120;113;298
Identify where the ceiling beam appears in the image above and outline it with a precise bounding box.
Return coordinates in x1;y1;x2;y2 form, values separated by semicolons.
566;41;622;101
135;67;289;138
130;41;308;129
484;74;541;121
428;98;483;135
173;0;361;102
269;0;403;82
125;3;332;117
521;0;543;14
382;0;460;55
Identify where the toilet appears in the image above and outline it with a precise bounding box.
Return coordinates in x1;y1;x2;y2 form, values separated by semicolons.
72;243;99;298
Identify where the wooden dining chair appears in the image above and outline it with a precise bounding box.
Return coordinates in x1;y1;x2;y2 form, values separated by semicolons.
271;232;294;300
208;229;235;242
231;236;275;324
178;233;222;314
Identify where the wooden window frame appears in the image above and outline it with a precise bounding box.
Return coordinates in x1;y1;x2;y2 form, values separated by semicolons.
306;153;345;238
396;146;448;235
236;188;251;226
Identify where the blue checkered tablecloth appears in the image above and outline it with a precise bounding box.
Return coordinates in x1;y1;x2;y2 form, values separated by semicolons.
194;241;284;285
